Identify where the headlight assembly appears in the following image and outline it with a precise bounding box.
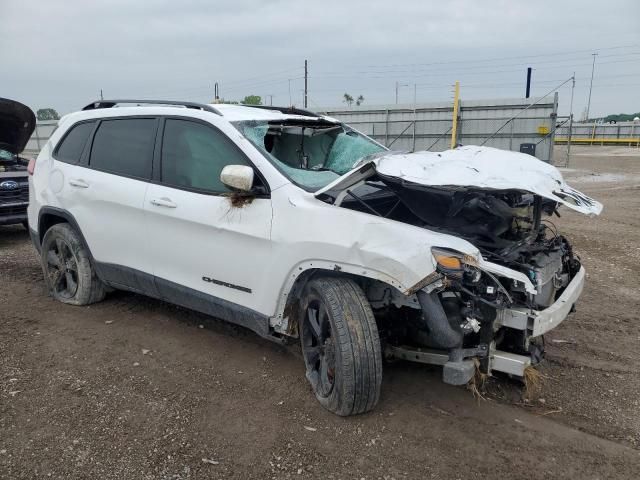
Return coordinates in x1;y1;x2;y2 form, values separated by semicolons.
431;247;464;270
431;247;480;280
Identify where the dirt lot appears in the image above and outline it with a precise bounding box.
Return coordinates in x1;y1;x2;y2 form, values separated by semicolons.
1;146;639;479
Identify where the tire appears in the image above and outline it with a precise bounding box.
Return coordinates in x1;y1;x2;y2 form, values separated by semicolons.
299;276;382;416
41;223;106;305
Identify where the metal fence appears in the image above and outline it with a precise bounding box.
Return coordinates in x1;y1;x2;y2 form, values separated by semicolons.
24;96;563;163
319;95;559;162
555;121;640;146
23;120;58;156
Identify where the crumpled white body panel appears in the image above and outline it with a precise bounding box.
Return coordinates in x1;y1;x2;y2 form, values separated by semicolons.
319;146;603;216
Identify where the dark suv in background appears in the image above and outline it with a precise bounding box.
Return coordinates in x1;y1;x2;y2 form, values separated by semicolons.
0;98;36;228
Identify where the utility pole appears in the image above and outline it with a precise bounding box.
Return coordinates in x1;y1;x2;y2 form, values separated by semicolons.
100;89;104;100
304;60;308;108
395;81;408;104
412;84;417;152
586;53;598;120
214;82;219;102
525;67;532;98
288;79;292;106
566;73;576;167
267;94;273;106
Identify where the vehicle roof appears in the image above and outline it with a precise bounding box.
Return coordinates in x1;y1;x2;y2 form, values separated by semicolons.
66;101;332;125
212;104;328;122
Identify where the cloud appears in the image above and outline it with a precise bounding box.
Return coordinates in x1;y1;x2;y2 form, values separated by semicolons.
1;0;638;116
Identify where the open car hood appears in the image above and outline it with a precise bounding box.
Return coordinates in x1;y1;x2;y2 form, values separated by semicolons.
0;98;36;154
315;145;603;216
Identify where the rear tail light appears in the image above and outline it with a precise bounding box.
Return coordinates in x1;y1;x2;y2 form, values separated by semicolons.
27;158;36;175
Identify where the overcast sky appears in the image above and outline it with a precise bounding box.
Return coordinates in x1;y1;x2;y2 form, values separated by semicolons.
2;0;639;117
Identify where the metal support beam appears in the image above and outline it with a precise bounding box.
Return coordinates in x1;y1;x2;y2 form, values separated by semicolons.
386;345;448;366
566;74;575;167
384;109;389;146
490;350;531;377
387;121;415;148
549;92;558;163
304;60;308;109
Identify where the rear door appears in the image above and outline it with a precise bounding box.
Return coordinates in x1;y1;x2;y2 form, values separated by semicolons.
53;116;158;291
143;117;273;314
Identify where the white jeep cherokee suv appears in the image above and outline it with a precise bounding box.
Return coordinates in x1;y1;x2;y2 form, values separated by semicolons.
28;100;602;416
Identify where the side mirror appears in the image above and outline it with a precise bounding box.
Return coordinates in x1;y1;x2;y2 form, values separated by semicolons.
220;165;254;192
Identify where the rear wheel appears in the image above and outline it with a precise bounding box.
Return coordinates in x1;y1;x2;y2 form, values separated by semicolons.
41;223;106;305
299;277;382;416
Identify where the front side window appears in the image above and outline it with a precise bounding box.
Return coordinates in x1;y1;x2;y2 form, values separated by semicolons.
161;119;251;193
55;121;95;164
233;120;386;191
90;118;156;179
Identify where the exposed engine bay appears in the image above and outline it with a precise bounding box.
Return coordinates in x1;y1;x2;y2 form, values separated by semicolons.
337;176;584;380
0;150;29;172
342;178;580;305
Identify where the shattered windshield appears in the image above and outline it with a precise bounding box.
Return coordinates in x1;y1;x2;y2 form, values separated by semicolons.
0;148;15;163
233;120;386;191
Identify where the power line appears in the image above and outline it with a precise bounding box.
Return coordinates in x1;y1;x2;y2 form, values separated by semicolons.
355;43;639;70
479;77;573;146
345;52;640;76
217;66;303;88
310;54;640;79
222;76;304;94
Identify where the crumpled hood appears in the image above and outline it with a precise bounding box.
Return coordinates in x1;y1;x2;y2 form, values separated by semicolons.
0;98;36;154
316;145;603;216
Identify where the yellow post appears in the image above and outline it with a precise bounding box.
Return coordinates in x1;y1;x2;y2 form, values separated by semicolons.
450;81;460;149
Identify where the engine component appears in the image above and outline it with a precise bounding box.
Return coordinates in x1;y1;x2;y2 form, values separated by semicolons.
529;248;567;308
416;290;462;349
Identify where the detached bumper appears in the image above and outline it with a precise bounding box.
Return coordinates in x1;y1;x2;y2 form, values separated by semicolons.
491;266;586;377
496;266;585;335
531;265;585;336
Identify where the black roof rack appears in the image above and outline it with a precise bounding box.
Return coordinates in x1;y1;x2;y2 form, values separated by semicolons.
240;104;320;118
82;99;222;116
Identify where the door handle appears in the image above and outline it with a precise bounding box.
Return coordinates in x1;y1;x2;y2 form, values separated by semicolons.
69;179;89;188
150;197;177;208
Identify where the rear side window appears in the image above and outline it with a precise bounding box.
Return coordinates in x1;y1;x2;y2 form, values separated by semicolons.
161;119;250;193
90;118;156;179
55;121;95;164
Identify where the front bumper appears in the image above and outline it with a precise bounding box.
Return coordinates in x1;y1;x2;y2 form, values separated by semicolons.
385;266;587;381
490;266;586;376
531;265;585;336
0;206;28;225
495;266;585;335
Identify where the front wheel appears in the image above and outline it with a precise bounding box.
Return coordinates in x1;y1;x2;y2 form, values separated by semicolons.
299;277;382;416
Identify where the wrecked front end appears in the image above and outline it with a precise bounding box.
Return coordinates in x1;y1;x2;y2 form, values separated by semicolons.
318;147;602;385
375;234;586;385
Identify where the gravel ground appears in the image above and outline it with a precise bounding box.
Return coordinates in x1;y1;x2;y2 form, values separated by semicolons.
1;146;639;479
